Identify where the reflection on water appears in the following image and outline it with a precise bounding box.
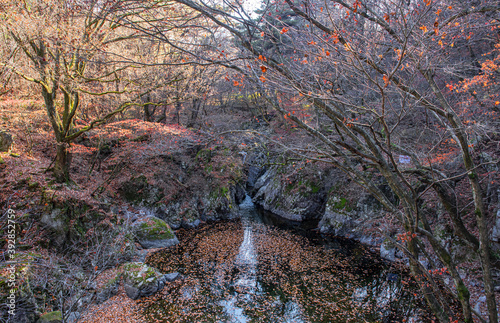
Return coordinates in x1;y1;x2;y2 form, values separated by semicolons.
144;195;429;322
220;195;259;322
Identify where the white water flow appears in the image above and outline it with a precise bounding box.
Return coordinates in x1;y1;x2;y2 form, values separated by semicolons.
220;195;305;323
220;195;260;322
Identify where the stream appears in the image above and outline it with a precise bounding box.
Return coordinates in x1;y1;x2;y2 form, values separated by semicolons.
143;195;429;322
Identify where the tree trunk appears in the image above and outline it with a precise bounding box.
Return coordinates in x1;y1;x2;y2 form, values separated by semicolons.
143;94;154;122
187;98;201;128
172;102;181;124
54;142;71;183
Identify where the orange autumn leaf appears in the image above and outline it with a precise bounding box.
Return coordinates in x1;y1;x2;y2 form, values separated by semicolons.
259;75;266;82
280;27;289;34
383;74;389;87
260;65;267;73
420;25;428;33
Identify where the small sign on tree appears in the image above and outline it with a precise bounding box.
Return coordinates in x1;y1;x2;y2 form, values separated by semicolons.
398;155;411;164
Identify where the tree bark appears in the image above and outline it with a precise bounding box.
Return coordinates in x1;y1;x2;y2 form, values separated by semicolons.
54;142;71;183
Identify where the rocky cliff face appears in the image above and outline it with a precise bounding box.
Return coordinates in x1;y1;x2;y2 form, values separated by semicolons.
249;163;399;260
252;166;329;222
81;120;248;229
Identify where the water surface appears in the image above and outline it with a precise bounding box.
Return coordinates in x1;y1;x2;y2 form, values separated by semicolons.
143;195;428;322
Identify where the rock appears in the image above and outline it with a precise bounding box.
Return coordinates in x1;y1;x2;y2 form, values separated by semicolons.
118;175;163;205
181;218;200;229
252;168;275;192
380;240;396;261
319;206;354;236
122;262;166;300
132;216;179;249
387;273;398;281
66;312;80;323
247;166;266;191
0;131;13;152
37;311;62;323
253;167;325;221
232;183;246;205
474;295;487;315
490;208;500;243
95;277;120;304
134;249;151;262
162;272;181;282
40;209;68;246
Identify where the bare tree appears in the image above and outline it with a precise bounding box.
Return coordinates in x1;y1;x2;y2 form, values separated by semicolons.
137;0;500;321
0;0;179;181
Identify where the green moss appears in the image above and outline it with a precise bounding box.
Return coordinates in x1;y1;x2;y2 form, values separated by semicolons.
456;282;470;301
209;186;231;200
309;183;320;194
105;274;121;288
137;218;174;240
0;156;4;164
328;197;352;212
123;262;159;285
39;311;62;322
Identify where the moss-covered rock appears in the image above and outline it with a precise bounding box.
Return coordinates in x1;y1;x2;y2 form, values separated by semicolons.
39;198;105;248
252;167;327;221
0;131;13;152
38;311;62;323
122;262;167;300
132;216;178;249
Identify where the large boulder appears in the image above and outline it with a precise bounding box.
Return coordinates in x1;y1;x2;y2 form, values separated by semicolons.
252;167;327;222
0;131;13;152
132;216;179;249
122;262;171;300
